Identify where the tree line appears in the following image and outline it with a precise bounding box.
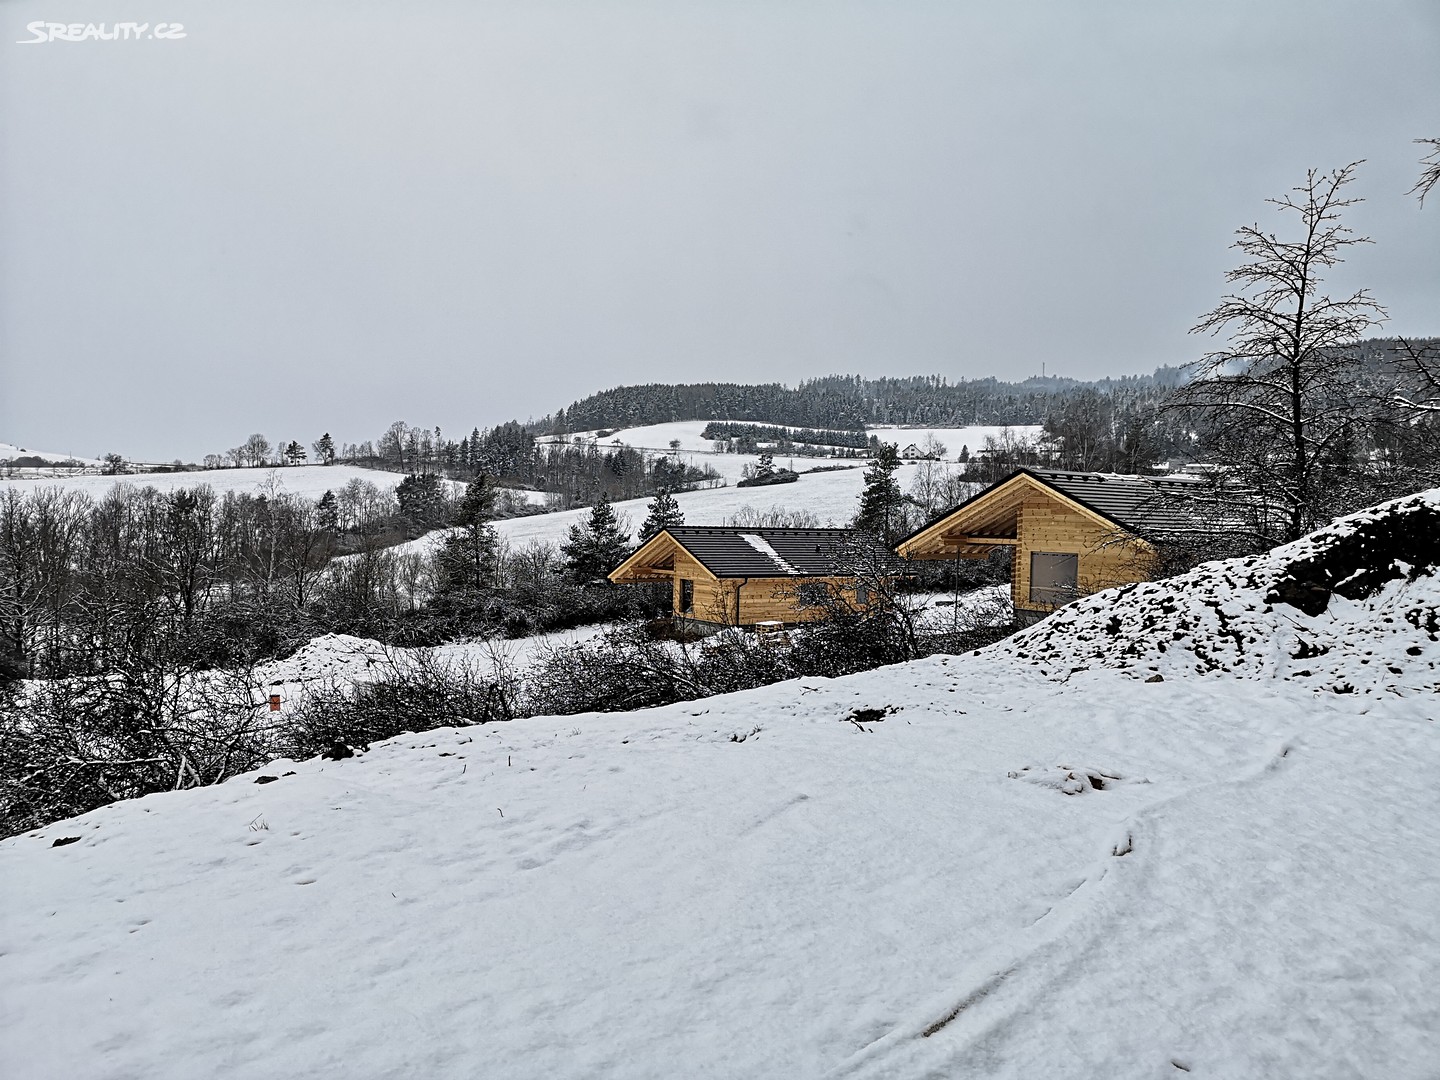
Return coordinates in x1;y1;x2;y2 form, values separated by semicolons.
545;370;1194;434
700;422;875;454
195;420;722;512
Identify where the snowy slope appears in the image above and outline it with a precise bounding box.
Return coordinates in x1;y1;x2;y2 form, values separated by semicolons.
868;423;1044;456
0;441;100;465
0;465;481;501
543;421;1041;457
495;464;885;545
539;421;1041;484
4;496;1439;1078
3;660;1435;1078
370;462;897;562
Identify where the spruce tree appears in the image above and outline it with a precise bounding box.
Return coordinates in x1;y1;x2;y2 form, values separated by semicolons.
316;490;339;532
561;494;631;582
855;443;904;542
638;489;684;543
437;475;498;593
395;473;447;533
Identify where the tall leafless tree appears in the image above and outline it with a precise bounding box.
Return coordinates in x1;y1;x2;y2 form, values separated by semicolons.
1171;162;1388;544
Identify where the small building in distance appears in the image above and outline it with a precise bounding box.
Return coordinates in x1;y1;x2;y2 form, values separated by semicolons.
609;526;896;630
896;468;1208;622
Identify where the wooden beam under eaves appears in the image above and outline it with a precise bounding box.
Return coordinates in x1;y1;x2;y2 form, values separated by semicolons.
940;535;1017;547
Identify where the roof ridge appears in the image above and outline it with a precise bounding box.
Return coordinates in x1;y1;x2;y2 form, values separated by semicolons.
668;525;853;534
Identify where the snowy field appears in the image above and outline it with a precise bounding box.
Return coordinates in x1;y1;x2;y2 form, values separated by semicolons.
376;461;940;562
0;441;102;466
496;463;894;546
543;420;1042;456
539;421;1042;484
3;493;1437;1078
866;424;1044;456
0;464;546;503
0;420;1008;511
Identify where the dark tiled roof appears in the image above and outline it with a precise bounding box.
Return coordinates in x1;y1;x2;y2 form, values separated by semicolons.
1026;469;1212;534
661;527;897;578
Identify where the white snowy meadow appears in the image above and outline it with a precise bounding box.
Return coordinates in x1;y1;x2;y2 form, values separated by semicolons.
2;493;1436;1078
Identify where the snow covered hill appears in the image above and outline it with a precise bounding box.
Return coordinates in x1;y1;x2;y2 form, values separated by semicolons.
3;494;1437;1079
368;461;920;563
0;464;486;502
0;441;101;466
539;421;1041;485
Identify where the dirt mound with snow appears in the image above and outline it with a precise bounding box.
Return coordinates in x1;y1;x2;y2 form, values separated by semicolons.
1001;489;1440;696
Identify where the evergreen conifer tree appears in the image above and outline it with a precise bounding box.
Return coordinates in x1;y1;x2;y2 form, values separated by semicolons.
437;475;498;593
395;473;447;533
638;489;684;543
855;443;905;542
316;490;339;532
561;494;631;582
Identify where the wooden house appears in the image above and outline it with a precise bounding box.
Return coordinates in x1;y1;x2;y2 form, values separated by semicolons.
895;468;1206;622
609;527;896;630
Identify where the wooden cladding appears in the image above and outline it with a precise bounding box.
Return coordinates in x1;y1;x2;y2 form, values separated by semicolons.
674;573;869;628
1012;494;1153;613
898;471;1159;614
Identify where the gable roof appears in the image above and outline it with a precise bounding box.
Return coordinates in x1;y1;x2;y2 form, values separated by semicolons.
611;527;897;582
1024;469;1211;534
895;468;1211;561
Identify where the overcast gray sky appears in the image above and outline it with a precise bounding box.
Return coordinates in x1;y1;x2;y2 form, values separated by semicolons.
2;0;1436;461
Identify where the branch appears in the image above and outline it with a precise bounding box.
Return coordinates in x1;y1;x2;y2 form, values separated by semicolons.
1409;138;1440;207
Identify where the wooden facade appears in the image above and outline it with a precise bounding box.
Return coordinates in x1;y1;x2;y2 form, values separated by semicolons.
609;528;886;629
896;470;1160;620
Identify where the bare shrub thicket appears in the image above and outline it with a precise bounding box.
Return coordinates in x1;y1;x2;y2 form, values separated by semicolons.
280;648;516;760
0;658;282;836
523;626;793;717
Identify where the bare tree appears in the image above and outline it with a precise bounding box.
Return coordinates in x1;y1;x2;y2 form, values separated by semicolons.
1388;338;1440;416
908;453;955;519
1170;162;1387;544
724;505;822;528
241;433;272;468
1409;138;1440;206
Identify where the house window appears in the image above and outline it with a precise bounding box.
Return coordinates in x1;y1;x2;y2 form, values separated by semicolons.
1029;552;1078;607
855;584;872;606
679;579;694;614
797;583;830;607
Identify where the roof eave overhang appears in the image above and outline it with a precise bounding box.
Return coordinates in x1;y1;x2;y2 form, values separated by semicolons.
895;469;1149;561
608;530;721;585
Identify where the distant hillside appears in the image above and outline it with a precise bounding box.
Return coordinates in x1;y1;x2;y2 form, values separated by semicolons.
541;338;1430;435
544;370;1186;434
